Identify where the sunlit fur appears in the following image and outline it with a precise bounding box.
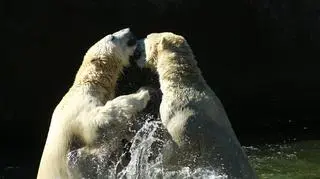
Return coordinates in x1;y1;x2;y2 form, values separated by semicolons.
37;28;150;179
136;32;258;178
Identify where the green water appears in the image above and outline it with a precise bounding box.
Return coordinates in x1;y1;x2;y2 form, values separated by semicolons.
246;140;320;179
1;140;319;179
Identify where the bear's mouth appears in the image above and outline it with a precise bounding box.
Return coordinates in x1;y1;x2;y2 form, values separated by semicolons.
127;36;137;47
131;41;144;61
129;46;142;65
132;48;141;59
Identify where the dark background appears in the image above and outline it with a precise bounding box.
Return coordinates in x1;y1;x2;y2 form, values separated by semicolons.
3;0;320;178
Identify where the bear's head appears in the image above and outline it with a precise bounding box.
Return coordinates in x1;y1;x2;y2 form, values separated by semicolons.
74;28;139;87
87;28;137;67
134;32;192;70
110;28;137;66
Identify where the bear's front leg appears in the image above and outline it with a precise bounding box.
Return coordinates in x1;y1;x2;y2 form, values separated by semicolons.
78;88;151;147
105;87;151;120
90;87;150;129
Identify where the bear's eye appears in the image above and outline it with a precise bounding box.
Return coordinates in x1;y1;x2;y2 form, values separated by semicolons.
110;35;115;41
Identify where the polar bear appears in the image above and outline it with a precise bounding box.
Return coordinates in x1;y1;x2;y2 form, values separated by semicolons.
37;28;151;179
134;32;258;178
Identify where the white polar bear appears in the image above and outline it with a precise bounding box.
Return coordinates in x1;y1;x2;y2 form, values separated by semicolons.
135;32;258;178
37;28;150;179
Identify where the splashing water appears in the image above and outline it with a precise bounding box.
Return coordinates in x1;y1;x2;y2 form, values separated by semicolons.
66;113;227;179
2;116;320;178
117;115;228;179
59;113;320;179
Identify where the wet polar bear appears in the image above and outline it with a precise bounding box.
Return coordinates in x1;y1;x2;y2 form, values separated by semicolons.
135;32;258;178
37;28;151;179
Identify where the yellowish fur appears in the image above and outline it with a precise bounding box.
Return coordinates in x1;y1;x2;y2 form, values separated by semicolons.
37;29;150;179
136;32;257;178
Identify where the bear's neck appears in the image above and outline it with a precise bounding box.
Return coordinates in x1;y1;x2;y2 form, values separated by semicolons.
157;52;206;92
73;55;123;100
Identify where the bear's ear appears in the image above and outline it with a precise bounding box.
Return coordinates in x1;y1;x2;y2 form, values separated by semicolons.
159;35;185;51
159;36;170;50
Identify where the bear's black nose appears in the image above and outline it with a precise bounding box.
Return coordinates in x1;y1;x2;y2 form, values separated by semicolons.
127;35;137;47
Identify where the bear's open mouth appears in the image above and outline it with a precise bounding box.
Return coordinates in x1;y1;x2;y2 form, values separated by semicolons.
129;46;142;64
131;39;145;61
132;48;141;59
127;36;137;47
